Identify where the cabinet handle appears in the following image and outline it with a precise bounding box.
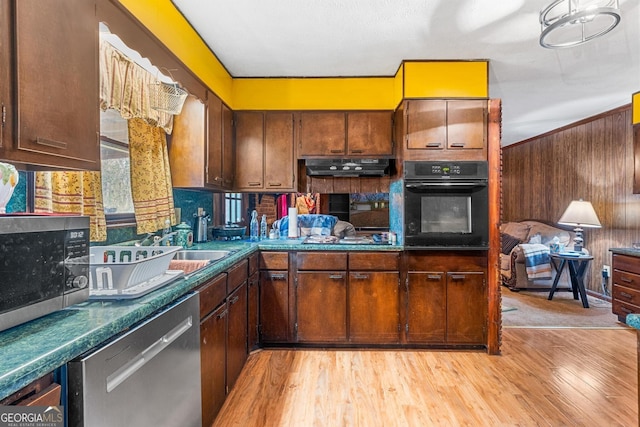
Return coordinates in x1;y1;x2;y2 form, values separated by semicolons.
427;274;442;280
36;137;67;150
350;149;364;154
329;274;344;279
248;182;261;186
224;179;233;184
621;277;633;283
270;273;287;280
229;295;240;305
352;273;369;280
450;143;466;148
425;143;441;148
330;149;343;153
217;309;228;319
449;275;466;281
213;176;221;181
268;182;282;187
620;306;633;314
620;291;633;299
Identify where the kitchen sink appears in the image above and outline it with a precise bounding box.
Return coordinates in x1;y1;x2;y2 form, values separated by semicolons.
172;250;232;261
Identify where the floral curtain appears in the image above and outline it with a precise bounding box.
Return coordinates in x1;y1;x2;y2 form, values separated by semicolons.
99;39;174;134
35;171;107;242
128;118;176;234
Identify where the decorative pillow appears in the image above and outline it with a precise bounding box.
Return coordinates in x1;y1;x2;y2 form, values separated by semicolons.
501;233;521;255
528;232;542;244
500;222;531;242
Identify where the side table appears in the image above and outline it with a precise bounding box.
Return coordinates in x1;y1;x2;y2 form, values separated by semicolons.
548;253;593;308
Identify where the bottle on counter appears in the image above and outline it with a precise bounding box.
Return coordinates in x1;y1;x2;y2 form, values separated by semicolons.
260;214;267;240
250;210;259;241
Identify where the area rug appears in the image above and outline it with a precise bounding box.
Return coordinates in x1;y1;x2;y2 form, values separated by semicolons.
502;288;628;329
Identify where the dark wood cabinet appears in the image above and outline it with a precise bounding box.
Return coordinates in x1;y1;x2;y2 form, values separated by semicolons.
612;253;640;322
226;282;248;392
298;111;393;157
401;99;487;161
247;253;260;352
198;274;227;427
206;93;234;190
406;272;446;343
349;271;400;344
405;252;487;345
0;0;99;170
296;252;348;343
235;111;296;191
299;112;346;156
259;252;290;343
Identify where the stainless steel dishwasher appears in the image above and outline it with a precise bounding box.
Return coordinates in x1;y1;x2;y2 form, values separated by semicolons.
67;293;201;427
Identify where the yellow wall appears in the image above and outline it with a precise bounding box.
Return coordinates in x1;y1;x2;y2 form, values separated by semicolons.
634;92;640;125
119;1;489;110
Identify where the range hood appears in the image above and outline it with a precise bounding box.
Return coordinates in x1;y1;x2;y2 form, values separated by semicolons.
305;158;390;177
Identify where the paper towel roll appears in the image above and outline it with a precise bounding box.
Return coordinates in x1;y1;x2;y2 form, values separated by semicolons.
288;207;298;238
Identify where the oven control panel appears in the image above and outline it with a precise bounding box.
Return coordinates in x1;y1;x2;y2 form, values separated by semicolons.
404;161;488;180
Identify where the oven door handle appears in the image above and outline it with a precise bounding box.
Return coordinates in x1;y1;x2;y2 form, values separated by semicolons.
405;181;487;191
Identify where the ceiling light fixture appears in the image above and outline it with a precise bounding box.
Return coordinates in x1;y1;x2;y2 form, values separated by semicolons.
539;0;621;48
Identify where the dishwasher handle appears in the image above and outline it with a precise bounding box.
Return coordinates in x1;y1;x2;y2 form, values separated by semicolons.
106;315;194;393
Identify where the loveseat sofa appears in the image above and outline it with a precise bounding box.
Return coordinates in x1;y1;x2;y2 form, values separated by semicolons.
500;220;580;291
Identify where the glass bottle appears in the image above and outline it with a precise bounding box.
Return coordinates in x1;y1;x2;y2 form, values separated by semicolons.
260;214;267;240
250;210;259;241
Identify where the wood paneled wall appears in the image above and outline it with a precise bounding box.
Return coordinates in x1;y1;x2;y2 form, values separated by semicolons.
502;105;640;294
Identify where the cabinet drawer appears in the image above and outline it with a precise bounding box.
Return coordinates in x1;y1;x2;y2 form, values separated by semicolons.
613;269;640;291
297;252;347;270
612;298;640;320
613;284;640;307
260;251;289;270
613;254;640;275
197;273;227;319
349;252;399;270
228;259;248;292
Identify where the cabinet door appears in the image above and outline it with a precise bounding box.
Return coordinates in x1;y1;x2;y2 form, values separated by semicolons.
297;271;347;343
446;100;486;150
259;270;289;342
207;92;223;186
200;303;227;427
226;282;247;393
14;0;99;169
264;112;295;190
299;112;346;156
446;272;486;344
221;104;235;188
406;272;446;343
349;271;400;344
347;111;393;156
235;112;264;190
170;95;206;187
405;100;446;150
247;271;260;351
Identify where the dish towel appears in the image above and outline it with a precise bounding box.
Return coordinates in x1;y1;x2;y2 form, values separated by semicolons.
519;243;552;280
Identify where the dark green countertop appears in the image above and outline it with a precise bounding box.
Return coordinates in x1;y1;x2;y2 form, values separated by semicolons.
0;238;402;399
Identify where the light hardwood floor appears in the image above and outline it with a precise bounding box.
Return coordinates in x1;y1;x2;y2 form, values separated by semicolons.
213;329;638;426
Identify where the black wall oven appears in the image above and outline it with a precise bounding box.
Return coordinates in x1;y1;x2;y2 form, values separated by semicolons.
404;161;489;250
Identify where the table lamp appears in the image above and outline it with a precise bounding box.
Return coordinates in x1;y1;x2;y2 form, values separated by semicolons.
558;199;601;252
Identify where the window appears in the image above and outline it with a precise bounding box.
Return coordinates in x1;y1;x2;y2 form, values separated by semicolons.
100;109;135;219
225;193;242;225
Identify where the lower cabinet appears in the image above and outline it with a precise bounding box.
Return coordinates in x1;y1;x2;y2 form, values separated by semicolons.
259;252;290;343
349;271;400;344
405;252;487;346
247;253;260;351
198;258;249;427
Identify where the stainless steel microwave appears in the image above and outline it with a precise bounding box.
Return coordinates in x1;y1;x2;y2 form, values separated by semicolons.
0;215;90;332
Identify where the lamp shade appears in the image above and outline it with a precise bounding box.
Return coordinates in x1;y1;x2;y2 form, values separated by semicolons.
558;199;601;228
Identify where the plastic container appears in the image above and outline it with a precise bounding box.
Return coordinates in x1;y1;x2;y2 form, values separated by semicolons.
88;246;181;291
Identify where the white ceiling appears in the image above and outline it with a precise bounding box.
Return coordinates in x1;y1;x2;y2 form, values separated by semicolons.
172;0;640;146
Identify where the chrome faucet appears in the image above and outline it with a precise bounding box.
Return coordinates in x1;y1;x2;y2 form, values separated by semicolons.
134;233;155;247
152;231;178;246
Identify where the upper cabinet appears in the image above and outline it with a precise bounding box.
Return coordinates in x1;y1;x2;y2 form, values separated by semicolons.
0;0;99;170
400;99;487;162
298;111;393;158
170;92;234;191
235;111;296;192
